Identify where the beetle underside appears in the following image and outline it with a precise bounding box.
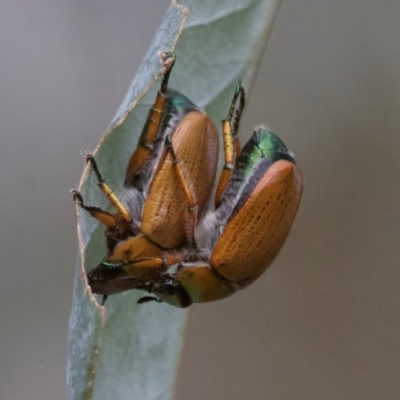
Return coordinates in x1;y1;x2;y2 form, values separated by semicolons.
74;53;302;308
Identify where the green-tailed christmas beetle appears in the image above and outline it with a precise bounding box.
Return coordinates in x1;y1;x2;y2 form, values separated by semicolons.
86;82;303;307
73;52;219;255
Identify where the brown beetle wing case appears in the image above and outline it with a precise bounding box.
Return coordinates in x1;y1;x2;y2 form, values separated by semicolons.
142;111;219;248
211;160;302;284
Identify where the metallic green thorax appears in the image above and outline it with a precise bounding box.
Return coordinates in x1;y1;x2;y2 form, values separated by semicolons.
221;128;295;219
240;128;294;174
150;88;198;143
167;89;198;118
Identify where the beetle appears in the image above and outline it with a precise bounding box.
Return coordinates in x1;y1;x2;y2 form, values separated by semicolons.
87;82;303;308
73;52;219;256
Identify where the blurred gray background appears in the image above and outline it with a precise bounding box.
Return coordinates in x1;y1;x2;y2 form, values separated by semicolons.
1;1;399;399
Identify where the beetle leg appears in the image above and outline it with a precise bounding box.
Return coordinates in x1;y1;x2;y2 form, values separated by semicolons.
164;135;196;210
125;53;176;183
108;256;170;282
160;52;176;95
165;135;196;209
165;134;197;241
231;84;245;141
85;154;131;223
71;189;117;228
215;82;246;207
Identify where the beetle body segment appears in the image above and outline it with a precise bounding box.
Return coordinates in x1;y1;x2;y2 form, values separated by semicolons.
170;128;302;306
124;91;167;181
121;89;202;236
142;111;219;248
80;76;303;309
86;128;302;308
211;159;302;284
76;53;217;254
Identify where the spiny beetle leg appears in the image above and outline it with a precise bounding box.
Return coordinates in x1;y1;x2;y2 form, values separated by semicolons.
71;189;117;228
215;82;246;207
232;84;245;138
165;135;196;211
85;154;104;183
165;134;197;242
125;52;176;183
225;80;242;122
160;52;176;95
85;154;131;222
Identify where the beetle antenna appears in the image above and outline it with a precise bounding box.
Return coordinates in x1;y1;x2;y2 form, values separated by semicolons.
101;295;108;306
160;52;176;94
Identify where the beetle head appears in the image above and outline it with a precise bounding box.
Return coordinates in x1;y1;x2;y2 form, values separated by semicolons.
87;262;142;295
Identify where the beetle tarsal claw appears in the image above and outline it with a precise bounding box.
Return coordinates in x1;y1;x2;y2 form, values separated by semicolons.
162;57;175;72
159;52;176;94
160;51;175;68
71;189;83;205
101;295;108;306
85;154;105;183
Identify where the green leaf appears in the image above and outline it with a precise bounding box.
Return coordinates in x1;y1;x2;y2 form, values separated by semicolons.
67;1;282;399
